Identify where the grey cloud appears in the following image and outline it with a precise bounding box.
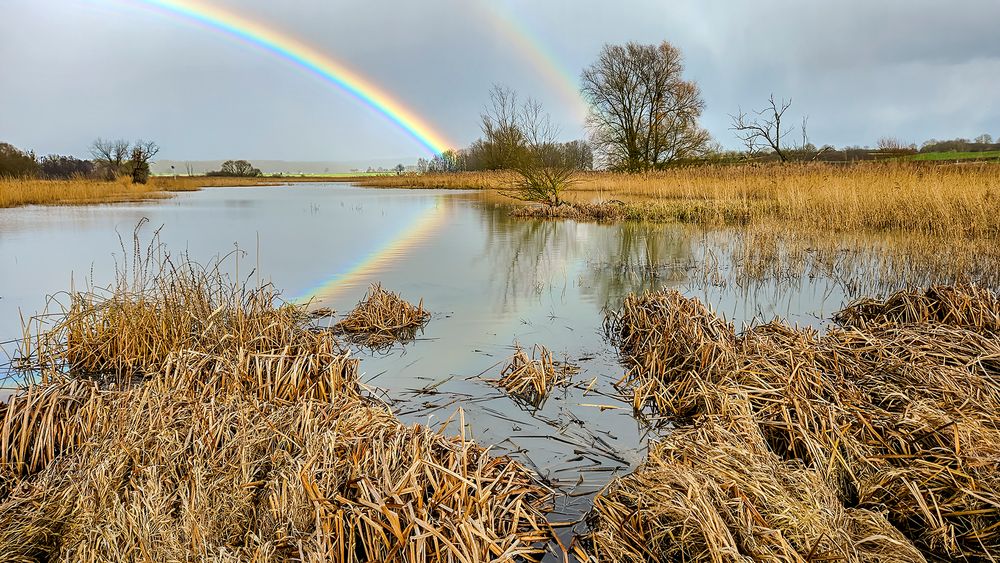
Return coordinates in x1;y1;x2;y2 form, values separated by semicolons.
1;0;997;161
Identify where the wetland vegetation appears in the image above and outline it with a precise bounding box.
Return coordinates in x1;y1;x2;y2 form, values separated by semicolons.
3;25;1000;563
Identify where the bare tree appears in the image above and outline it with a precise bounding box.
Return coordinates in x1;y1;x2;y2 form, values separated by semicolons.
877;137;907;151
730;94;793;162
974;133;994;145
90;138;130;180
129;139;160;184
480;85;528;169
581;41;710;172
481;85;575;205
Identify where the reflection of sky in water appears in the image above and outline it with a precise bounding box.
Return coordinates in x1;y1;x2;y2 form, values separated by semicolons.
0;183;856;536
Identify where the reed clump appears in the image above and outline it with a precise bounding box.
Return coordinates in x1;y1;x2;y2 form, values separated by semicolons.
492;343;577;407
582;394;924;563
595;285;1000;561
510;201;627;221
0;242;554;562
834;282;1000;333
334;283;431;347
0;385;553;561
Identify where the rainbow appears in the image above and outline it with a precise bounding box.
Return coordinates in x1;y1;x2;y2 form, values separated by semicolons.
477;1;588;119
294;201;448;305
113;0;452;155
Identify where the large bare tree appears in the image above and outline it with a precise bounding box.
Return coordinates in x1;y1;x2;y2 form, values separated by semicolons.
90;138;130;180
581;41;710;172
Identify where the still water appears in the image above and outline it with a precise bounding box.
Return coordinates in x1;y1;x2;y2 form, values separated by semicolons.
0;183;854;534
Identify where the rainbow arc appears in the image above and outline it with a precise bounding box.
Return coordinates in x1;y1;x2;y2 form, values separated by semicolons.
121;0;453;155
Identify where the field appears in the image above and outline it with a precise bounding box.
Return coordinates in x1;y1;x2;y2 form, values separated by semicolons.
906;150;1000;161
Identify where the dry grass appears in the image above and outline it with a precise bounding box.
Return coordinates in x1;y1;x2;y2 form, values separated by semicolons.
0;176;294;208
334;283;431;348
357;163;1000;238
581;397;924;563
491;343;577;407
0;240;554;562
595;285;1000;561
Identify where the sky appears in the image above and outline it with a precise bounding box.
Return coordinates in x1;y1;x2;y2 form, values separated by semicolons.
1;0;999;163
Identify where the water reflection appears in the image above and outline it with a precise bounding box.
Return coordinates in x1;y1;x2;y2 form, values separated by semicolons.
0;183;978;546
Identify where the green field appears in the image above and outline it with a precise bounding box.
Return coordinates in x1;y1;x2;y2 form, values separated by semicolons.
907;150;1000;161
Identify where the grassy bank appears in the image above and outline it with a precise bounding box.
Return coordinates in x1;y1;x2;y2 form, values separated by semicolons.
350;163;1000;238
0;176;327;208
907;150;1000;162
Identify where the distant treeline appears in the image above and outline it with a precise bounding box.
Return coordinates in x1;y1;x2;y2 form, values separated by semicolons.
206;160;262;177
0;141;263;182
417;139;594;173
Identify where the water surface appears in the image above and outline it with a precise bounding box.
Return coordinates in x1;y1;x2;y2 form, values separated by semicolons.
0;183;857;546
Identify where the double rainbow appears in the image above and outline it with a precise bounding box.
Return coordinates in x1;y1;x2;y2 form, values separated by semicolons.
120;0;453;155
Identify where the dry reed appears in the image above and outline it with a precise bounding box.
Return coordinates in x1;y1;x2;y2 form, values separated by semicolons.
491;343;577;407
358;163;1000;238
581;394;924;563
596;285;1000;561
334;283;431;347
0;176;295;208
0;238;554;562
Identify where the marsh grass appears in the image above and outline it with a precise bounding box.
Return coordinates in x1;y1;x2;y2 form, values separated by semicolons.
334;283;431;348
594;285;1000;561
492;343;578;407
0;236;554;562
356;163;1000;238
0;176;295;208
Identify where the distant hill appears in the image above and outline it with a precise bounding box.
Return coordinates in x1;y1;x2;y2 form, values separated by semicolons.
151;158;418;176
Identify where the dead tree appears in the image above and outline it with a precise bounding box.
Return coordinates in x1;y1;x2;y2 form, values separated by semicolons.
90;138;130;180
730;94;793;162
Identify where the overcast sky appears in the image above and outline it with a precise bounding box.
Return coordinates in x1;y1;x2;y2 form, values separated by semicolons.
2;0;998;162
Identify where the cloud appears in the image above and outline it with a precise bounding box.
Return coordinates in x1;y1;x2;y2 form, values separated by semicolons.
1;0;997;160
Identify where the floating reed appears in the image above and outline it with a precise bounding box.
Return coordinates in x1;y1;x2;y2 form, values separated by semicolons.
334;283;431;347
0;239;553;562
492;343;577;407
596;285;1000;561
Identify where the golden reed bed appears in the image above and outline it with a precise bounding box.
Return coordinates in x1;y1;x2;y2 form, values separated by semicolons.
351;163;1000;239
0;176;331;208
